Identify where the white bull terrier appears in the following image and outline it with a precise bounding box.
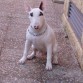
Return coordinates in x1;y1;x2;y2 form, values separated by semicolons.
19;1;58;70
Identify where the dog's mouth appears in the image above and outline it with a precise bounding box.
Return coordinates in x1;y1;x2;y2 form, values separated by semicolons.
34;26;39;30
31;26;39;30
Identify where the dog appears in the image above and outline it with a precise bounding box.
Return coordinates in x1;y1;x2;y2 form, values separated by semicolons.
19;1;58;70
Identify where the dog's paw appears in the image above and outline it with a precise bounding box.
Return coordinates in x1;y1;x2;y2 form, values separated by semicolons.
45;63;52;70
27;54;35;60
18;57;26;64
52;58;58;65
52;56;58;65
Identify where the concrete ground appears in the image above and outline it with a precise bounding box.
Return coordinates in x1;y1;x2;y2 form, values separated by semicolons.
0;0;83;83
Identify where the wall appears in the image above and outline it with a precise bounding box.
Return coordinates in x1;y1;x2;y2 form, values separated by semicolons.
70;0;83;13
62;0;83;70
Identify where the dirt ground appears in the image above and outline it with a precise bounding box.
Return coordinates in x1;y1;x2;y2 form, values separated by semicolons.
0;0;83;83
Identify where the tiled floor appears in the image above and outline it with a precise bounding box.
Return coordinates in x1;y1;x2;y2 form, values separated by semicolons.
0;0;83;83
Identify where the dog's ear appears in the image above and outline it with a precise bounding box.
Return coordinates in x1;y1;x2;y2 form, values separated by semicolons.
24;1;32;12
24;5;32;12
39;1;44;11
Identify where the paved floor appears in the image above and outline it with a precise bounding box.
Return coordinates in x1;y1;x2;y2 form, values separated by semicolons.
0;0;83;83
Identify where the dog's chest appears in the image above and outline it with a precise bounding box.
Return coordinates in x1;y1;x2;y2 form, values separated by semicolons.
32;36;46;51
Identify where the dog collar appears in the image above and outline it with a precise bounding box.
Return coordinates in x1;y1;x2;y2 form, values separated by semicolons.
28;27;47;36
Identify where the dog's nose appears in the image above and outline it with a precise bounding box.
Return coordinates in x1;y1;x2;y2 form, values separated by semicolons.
34;26;39;29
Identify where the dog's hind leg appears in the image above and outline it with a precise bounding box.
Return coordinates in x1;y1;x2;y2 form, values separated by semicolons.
52;43;58;65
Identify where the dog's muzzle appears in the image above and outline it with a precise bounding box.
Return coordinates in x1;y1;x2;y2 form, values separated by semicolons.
31;26;39;30
34;26;39;29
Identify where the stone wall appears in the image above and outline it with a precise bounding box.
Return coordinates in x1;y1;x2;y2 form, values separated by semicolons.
52;0;64;4
53;0;83;13
63;0;83;18
81;0;83;13
69;0;83;13
62;0;83;70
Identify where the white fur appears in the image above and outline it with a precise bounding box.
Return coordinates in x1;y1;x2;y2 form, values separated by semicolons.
19;6;58;70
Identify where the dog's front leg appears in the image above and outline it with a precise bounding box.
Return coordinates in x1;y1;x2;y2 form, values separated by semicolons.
46;44;52;70
19;40;31;64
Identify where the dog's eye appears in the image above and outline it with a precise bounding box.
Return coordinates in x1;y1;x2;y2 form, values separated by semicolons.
39;12;43;16
30;13;33;17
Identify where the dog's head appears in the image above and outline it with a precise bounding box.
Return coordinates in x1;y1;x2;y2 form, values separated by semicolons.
25;2;45;31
